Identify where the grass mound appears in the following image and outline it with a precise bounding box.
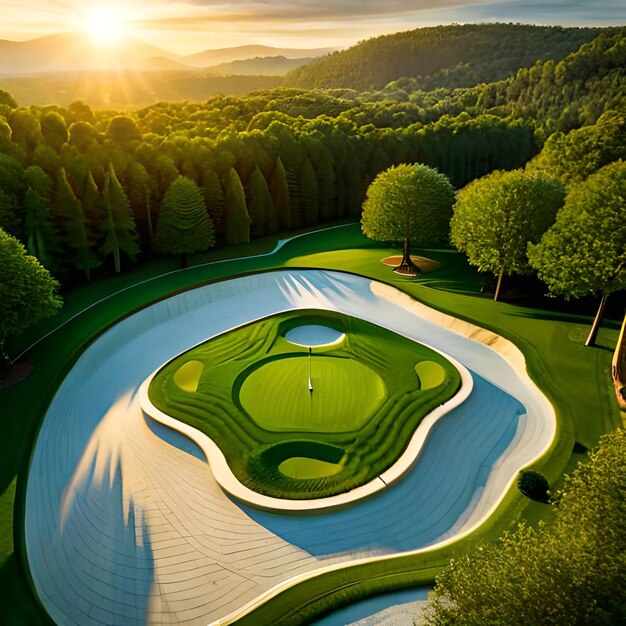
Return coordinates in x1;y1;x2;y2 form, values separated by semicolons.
173;360;203;392
149;310;461;499
415;361;446;390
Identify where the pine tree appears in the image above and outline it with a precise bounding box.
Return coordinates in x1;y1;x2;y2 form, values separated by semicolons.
53;168;99;280
248;166;278;236
101;165;140;273
202;168;225;239
270;157;291;230
299;157;320;225
155;176;215;267
223;167;250;245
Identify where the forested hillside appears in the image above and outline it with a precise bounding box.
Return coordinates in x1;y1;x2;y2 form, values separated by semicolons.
376;28;626;138
286;23;610;90
0;29;622;289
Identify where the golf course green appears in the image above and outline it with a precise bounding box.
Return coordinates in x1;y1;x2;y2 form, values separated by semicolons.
149;309;461;498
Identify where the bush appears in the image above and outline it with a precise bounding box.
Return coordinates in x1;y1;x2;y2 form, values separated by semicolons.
518;470;550;503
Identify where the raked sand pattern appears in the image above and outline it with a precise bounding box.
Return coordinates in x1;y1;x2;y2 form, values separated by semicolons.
25;270;555;625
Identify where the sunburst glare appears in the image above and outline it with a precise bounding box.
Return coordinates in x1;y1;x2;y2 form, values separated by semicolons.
84;6;129;44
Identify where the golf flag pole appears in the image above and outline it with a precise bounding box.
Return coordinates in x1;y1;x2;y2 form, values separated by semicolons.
308;346;313;393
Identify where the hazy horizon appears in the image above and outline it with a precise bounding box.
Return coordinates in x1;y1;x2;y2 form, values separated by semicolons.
2;1;625;55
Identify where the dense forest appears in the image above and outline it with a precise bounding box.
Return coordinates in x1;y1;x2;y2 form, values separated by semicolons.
0;28;623;289
286;23;611;90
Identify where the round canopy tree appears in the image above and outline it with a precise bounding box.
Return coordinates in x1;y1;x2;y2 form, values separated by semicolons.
361;163;455;275
529;161;626;346
451;169;565;300
0;228;62;370
155;176;215;268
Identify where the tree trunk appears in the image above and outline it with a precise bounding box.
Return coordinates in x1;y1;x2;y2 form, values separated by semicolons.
611;314;626;408
113;247;121;274
394;236;419;276
585;292;609;347
181;252;188;269
493;267;504;301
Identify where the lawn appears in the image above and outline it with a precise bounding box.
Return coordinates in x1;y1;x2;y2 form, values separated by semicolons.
148;308;460;499
0;222;620;625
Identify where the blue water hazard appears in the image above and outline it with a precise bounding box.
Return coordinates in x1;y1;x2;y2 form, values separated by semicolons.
285;324;344;347
238;372;524;556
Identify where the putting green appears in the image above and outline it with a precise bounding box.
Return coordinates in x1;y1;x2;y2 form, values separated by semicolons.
415;361;446;390
150;309;461;499
239;355;386;432
173;360;203;392
279;457;344;479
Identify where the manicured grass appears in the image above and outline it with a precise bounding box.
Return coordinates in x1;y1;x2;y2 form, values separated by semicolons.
173;360;203;392
279;457;344;479
149;309;460;499
0;222;620;625
240;355;386;432
415;361;446;390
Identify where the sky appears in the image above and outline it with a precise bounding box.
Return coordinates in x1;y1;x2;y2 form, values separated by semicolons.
2;0;625;54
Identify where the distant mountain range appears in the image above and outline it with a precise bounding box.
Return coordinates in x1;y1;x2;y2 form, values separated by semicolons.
0;32;334;76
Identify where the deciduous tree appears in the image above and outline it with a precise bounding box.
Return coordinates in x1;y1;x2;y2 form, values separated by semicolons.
528;161;626;346
0;228;62;370
451;170;565;300
424;427;626;626
362;163;455;275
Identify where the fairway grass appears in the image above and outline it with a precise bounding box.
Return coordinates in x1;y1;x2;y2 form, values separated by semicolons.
149;309;460;499
239;355;386;432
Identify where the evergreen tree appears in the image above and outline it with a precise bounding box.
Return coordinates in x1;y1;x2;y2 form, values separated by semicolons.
155;176;215;267
53;167;99;280
23;165;61;272
202;168;225;237
270;157;291;230
316;146;337;220
81;170;106;244
299;157;320;225
101;166;140;273
223;167;250;245
126;162;156;249
248;166;278;236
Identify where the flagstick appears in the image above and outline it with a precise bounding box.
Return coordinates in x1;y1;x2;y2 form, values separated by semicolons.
308;346;313;393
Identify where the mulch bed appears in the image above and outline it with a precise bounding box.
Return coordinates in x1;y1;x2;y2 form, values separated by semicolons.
380;255;442;272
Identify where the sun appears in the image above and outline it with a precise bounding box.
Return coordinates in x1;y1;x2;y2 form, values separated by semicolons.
84;6;129;44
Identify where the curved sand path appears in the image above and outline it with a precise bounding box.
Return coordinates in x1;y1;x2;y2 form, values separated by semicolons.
25;270;555;625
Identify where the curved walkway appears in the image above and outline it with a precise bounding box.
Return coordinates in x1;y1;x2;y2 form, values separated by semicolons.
25;270;555;626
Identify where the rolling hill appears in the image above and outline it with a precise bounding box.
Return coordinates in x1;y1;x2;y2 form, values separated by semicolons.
0;33;332;76
285;23;613;91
